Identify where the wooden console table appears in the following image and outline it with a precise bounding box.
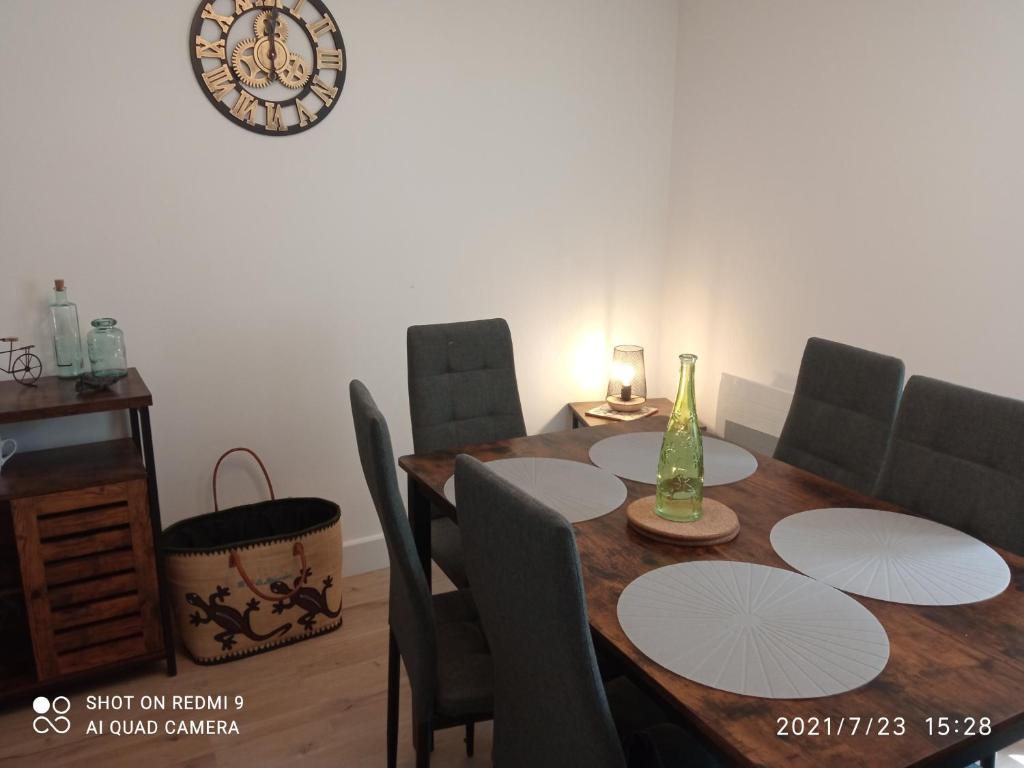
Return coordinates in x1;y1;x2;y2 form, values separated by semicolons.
0;369;175;701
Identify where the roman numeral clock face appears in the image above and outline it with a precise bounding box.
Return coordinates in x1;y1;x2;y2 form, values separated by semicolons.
190;0;346;135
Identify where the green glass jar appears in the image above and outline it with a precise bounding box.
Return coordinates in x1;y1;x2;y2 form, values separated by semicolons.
86;318;128;377
655;353;704;522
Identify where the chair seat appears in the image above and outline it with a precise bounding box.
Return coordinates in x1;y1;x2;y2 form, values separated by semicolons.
605;677;672;747
605;677;721;768
628;723;722;768
433;589;492;718
432;587;478;623
431;514;469;587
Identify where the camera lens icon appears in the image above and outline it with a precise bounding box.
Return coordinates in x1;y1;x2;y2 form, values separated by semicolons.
32;696;71;735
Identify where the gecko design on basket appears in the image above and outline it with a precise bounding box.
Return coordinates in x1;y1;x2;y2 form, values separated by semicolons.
186;587;292;650
270;568;343;632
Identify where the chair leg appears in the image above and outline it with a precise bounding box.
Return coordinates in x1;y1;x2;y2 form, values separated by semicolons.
465;722;475;757
415;719;431;768
980;755;995;768
387;631;399;768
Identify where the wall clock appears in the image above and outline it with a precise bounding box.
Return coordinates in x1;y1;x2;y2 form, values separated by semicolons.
190;0;346;136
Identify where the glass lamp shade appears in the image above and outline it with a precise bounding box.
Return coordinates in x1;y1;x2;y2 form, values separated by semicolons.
607;345;647;401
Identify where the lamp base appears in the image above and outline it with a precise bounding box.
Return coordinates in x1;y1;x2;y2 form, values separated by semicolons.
606;395;647;413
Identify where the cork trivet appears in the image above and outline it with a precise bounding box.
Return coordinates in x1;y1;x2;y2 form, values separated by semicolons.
627;496;739;546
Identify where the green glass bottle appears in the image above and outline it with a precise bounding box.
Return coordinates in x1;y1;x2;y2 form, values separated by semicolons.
655;353;704;522
49;279;85;379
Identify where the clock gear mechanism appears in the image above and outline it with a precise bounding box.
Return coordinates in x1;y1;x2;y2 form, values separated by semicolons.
231;17;310;90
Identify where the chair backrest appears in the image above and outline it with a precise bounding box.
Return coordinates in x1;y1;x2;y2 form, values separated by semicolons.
774;337;905;493
454;455;625;768
349;380;437;719
875;375;1024;555
407;319;526;455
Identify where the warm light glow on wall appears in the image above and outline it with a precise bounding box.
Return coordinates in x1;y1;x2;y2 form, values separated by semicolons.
571;330;610;395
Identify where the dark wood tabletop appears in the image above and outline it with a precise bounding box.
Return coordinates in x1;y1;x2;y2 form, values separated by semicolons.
0;368;152;424
399;416;1024;768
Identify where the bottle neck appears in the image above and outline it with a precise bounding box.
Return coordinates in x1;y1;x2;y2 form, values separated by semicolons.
54;289;70;305
671;356;698;421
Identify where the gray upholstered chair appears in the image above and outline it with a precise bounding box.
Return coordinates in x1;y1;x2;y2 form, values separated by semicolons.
350;381;493;768
454;454;720;768
875;375;1024;555
775;337;905;493
407;318;527;587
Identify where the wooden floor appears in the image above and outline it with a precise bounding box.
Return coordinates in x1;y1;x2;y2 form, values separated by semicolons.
0;567;491;768
1;567;1021;768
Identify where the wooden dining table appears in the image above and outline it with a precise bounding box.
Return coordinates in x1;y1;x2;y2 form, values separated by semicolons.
399;415;1024;768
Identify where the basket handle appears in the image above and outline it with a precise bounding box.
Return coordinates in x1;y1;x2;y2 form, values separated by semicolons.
229;542;308;602
213;447;275;512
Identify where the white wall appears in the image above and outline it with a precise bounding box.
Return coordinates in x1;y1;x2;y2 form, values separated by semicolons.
9;1;1020;574
0;1;679;571
661;0;1024;429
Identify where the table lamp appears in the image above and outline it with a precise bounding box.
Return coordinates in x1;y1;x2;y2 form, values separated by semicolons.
606;345;647;412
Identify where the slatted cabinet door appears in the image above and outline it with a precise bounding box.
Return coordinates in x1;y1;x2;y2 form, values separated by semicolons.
11;480;163;680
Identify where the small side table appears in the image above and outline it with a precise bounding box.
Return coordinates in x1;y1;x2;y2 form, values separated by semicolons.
568;398;674;428
568;398;709;432
0;369;175;702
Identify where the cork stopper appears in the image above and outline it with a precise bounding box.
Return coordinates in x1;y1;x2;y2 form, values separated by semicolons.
54;279;65;291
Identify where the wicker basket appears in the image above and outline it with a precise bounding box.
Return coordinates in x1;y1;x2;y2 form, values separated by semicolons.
163;448;343;664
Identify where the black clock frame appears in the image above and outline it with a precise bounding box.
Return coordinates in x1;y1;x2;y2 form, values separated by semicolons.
189;0;347;136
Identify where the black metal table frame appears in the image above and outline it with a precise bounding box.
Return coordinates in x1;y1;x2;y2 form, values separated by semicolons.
129;406;177;677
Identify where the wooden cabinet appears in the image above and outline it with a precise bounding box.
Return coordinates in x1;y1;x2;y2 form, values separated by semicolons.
0;370;175;700
12;480;163;680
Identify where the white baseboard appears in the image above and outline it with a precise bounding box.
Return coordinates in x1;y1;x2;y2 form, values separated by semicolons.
343;532;389;576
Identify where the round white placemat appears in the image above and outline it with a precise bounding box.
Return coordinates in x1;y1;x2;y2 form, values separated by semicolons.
443;457;627;523
588;433;757;486
617;561;890;699
770;508;1011;606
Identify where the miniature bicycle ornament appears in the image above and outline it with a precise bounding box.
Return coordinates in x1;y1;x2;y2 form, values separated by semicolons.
0;337;43;387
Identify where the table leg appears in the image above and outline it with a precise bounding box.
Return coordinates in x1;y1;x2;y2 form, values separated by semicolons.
407;476;432;589
139;407;177;677
129;408;141;449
